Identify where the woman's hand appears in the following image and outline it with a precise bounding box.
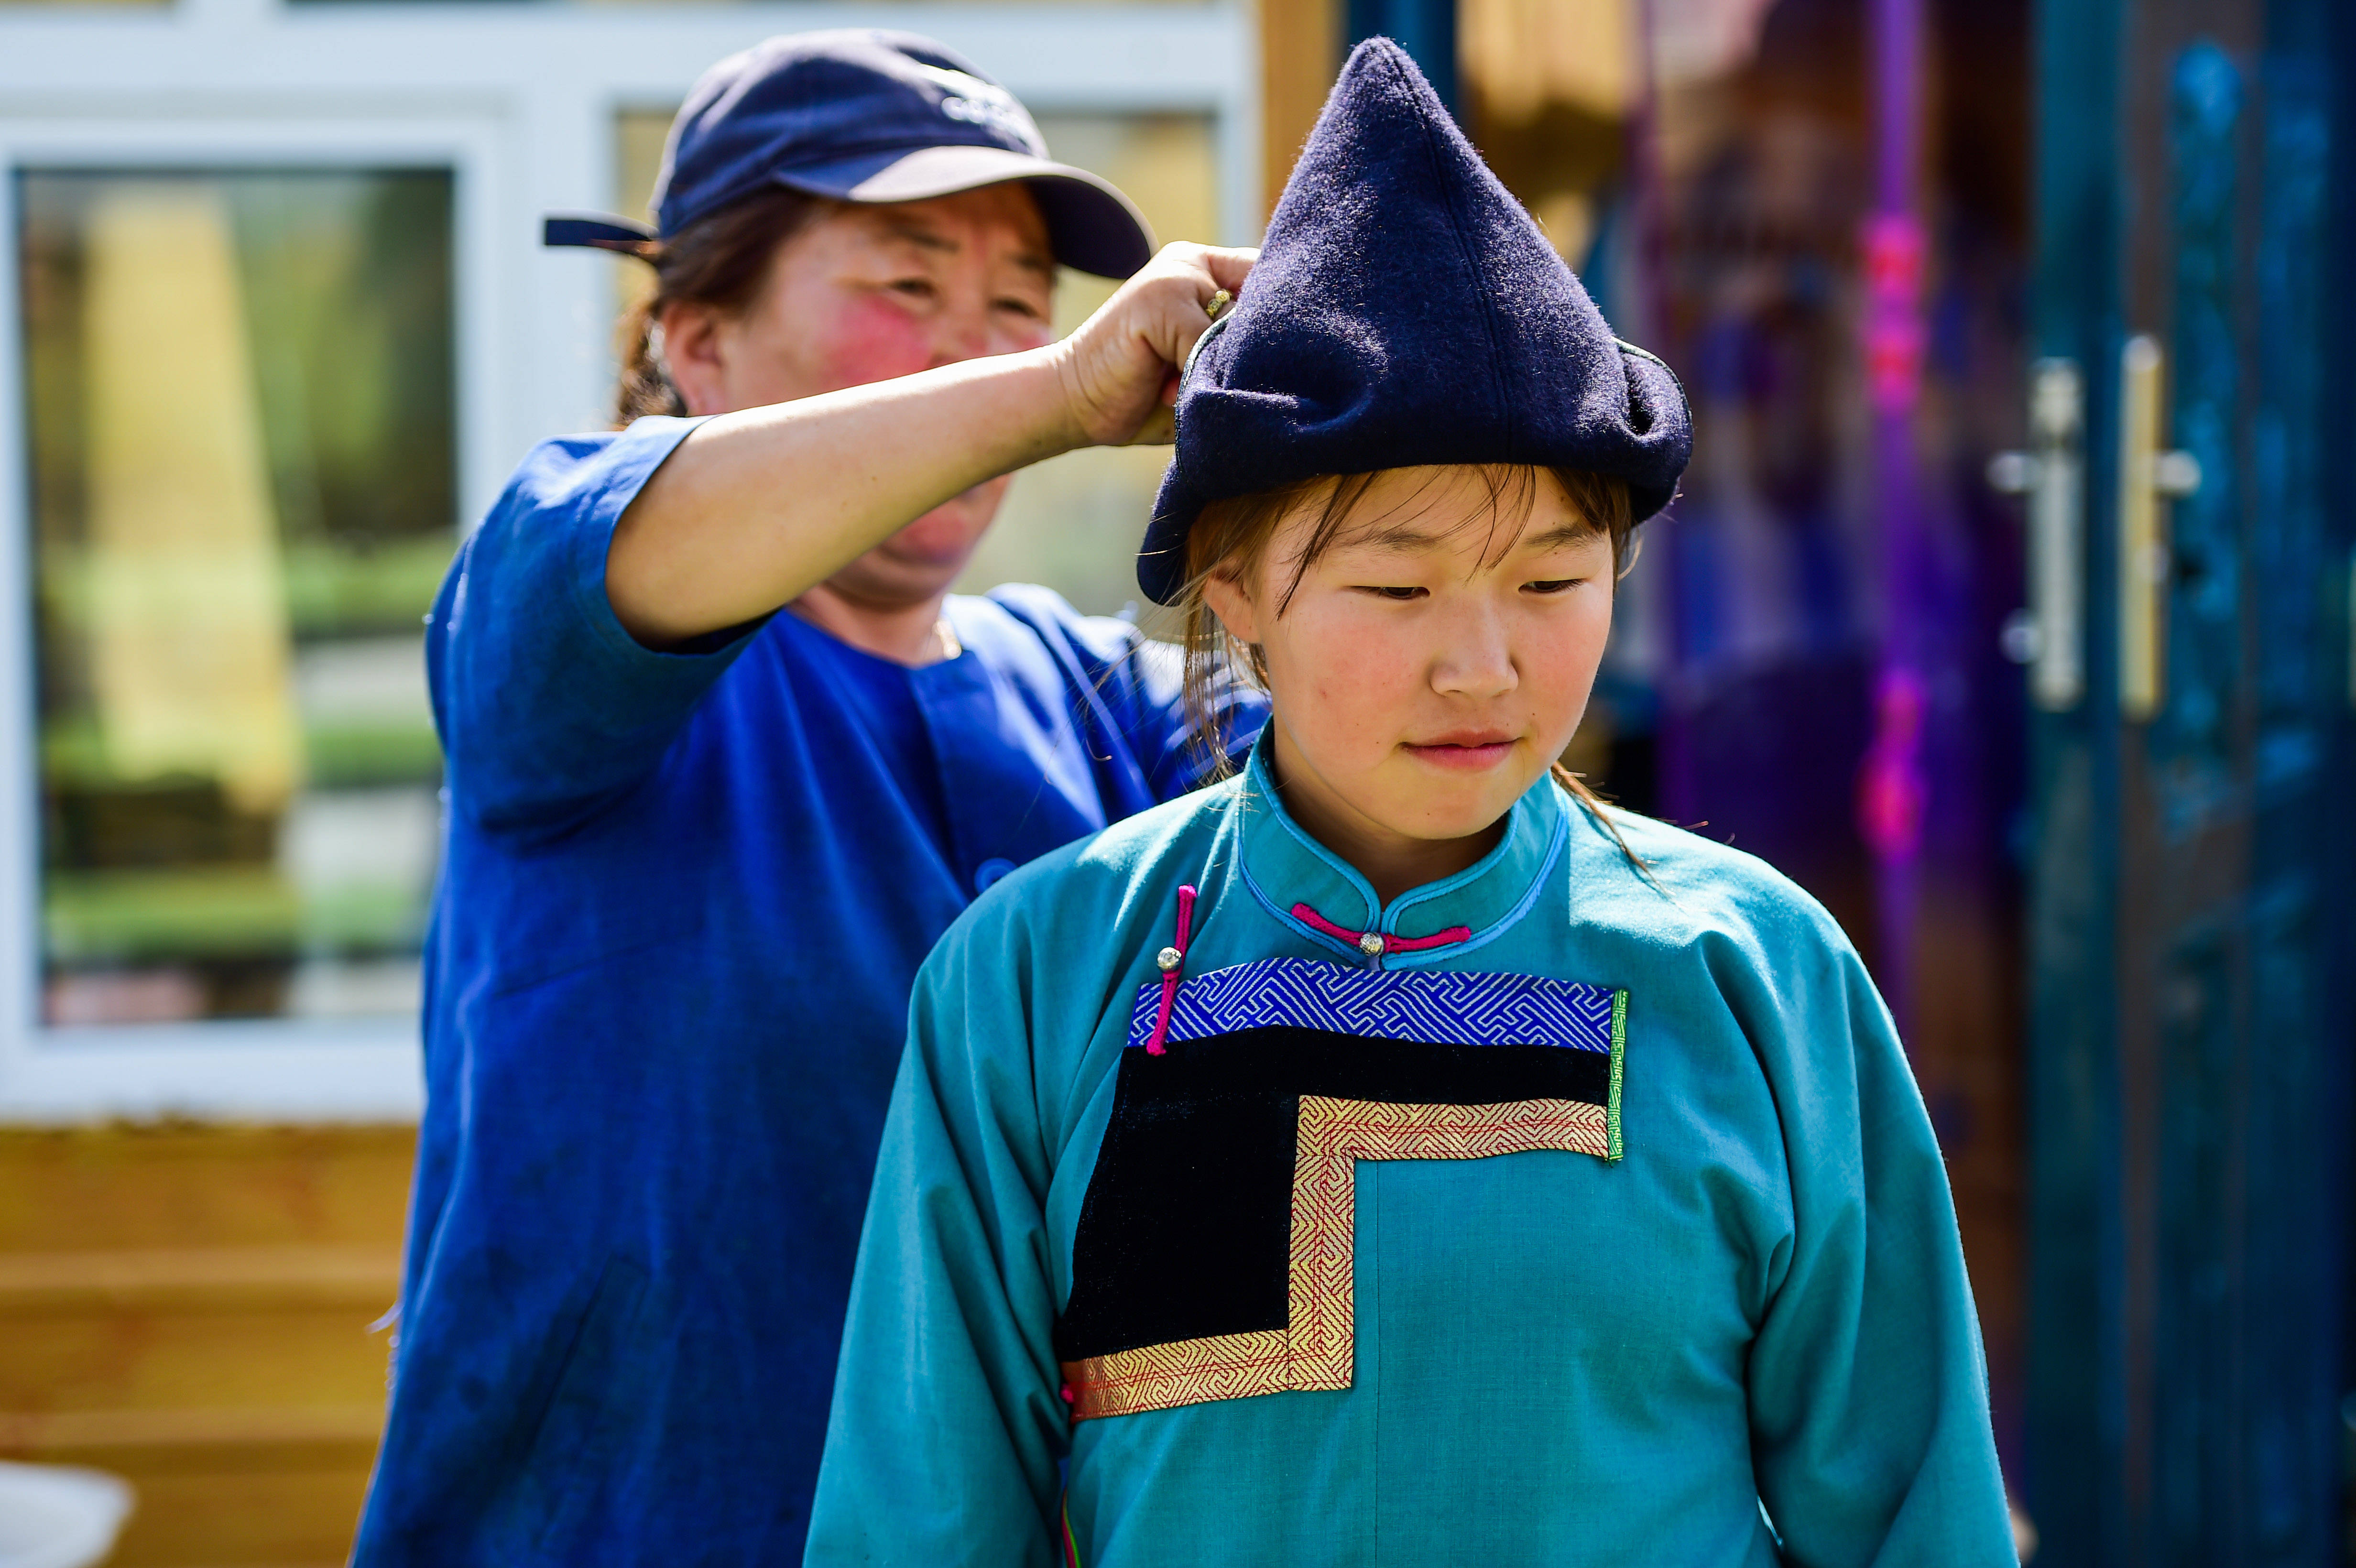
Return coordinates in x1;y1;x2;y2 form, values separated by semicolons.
1052;243;1259;447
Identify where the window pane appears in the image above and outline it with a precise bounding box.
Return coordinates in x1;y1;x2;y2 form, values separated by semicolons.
19;169;457;1027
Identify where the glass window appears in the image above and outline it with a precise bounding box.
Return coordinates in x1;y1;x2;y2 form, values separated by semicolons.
18;169;457;1027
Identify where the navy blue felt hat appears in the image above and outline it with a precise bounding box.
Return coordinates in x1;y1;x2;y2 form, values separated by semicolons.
545;30;1154;279
1137;38;1691;604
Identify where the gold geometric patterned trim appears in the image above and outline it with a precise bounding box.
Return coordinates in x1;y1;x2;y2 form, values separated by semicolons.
1062;1096;1608;1421
1288;1096;1609;1391
1059;1328;1290;1420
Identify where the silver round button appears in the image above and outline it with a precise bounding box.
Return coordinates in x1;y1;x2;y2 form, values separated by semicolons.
1358;932;1385;956
1155;946;1184;973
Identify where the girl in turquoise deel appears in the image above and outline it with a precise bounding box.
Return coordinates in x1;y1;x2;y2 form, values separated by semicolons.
806;39;2016;1568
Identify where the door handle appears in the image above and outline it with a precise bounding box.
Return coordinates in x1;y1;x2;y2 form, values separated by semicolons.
2116;334;2201;720
1989;359;2086;710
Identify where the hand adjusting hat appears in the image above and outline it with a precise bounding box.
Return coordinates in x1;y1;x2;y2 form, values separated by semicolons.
1136;37;1692;604
545;29;1154;279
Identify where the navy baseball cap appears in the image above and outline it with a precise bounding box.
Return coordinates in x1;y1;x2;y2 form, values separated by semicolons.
545;30;1155;278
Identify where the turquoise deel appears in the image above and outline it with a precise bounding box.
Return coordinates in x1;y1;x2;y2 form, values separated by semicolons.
807;739;2016;1567
351;415;1263;1566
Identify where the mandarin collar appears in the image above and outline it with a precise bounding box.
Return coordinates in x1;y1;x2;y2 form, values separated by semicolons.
1232;730;1568;970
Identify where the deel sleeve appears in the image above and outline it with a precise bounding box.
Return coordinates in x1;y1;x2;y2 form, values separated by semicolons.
1744;944;2018;1568
805;913;1069;1568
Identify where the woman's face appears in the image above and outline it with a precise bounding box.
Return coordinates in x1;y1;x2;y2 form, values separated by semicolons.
665;184;1058;608
1203;467;1616;870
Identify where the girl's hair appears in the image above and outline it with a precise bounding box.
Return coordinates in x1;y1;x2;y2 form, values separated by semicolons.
612;187;826;426
1175;464;1645;855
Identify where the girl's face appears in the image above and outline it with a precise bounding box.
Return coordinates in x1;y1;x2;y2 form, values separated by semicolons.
1202;467;1615;893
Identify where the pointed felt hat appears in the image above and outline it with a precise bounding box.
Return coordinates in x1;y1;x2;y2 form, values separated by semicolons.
1138;38;1691;604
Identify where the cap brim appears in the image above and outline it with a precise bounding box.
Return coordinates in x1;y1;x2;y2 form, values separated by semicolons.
544;212;657;252
774;144;1156;279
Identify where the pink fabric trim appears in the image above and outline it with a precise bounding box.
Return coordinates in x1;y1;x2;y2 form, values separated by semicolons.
1145;884;1198;1056
1384;926;1475;952
1289;901;1472;955
1288;903;1363;945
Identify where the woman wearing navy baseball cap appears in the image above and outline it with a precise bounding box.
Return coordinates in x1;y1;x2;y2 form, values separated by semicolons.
351;31;1261;1566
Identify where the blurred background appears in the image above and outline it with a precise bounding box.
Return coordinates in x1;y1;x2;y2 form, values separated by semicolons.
0;0;2349;1562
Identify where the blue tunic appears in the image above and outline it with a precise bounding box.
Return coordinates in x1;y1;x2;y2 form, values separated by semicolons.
808;742;2015;1566
352;416;1262;1566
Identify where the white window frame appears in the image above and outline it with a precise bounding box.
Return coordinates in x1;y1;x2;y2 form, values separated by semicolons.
0;0;1257;1122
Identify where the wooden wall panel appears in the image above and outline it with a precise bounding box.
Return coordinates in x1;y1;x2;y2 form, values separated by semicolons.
0;1126;414;1568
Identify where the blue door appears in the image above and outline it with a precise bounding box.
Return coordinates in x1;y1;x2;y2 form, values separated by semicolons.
2022;0;2356;1560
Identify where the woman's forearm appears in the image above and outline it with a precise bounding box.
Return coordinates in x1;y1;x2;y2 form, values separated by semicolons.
605;240;1251;645
604;346;1083;645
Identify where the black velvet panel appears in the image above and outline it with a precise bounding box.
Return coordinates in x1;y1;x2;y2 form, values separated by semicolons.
1055;1025;1612;1361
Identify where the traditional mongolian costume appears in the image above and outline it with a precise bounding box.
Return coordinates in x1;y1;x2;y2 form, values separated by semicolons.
807;39;2015;1568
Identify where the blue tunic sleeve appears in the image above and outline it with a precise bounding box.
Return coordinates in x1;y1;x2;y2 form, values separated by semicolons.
430;426;1260;839
427;416;766;835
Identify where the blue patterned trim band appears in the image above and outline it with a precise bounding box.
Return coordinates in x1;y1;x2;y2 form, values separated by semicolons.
1127;957;1619;1053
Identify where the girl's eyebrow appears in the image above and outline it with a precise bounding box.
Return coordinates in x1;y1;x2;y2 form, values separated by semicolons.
1349;523;1450;554
1522;521;1603;551
1333;514;1599;558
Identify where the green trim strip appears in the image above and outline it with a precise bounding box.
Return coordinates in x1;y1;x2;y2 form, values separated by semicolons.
1606;988;1628;1162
